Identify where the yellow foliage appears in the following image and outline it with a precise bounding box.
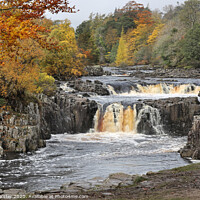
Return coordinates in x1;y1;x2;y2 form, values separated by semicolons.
147;24;164;44
43;19;85;78
115;29;129;67
0;39;43;99
126;23;152;63
36;73;56;96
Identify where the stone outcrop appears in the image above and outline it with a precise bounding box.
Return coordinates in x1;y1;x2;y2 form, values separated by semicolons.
84;65;111;76
180;115;200;159
0;103;46;154
60;173;139;193
130;65;200;79
0;91;98;155
84;65;104;76
138;97;200;136
40;92;98;135
68;79;109;96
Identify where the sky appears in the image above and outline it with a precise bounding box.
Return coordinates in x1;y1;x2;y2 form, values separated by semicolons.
46;0;186;29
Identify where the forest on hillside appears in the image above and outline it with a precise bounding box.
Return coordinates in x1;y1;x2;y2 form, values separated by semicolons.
0;0;200;104
76;0;200;68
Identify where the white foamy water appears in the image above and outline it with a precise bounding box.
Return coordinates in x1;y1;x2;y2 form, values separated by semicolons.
0;133;189;192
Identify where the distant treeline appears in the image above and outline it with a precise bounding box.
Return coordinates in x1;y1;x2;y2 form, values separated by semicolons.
76;0;200;68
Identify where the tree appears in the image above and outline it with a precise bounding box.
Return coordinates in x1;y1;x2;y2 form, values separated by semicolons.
115;29;129;66
0;0;75;101
43;20;85;79
147;23;164;45
180;0;200;28
179;23;200;67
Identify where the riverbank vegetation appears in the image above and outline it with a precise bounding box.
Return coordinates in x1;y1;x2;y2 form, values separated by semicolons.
1;0;200;104
0;0;85;104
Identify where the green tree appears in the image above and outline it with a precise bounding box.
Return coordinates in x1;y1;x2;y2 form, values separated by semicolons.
180;0;200;28
115;29;129;66
179;23;200;68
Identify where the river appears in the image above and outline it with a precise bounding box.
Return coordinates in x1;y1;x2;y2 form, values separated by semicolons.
0;66;199;192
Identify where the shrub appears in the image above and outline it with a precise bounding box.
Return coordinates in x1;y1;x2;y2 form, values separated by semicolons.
36;73;56;96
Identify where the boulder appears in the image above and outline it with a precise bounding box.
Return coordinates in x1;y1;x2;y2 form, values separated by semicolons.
40;92;98;134
68;79;109;96
180;115;200;159
143;97;200;136
85;65;104;76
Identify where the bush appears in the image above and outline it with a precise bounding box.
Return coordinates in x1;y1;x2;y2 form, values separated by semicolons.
36;73;56;96
0;98;6;107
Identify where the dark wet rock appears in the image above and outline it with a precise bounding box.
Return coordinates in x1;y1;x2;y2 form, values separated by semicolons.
180;115;200;159
0;103;46;154
85;65;112;76
85;65;104;76
0;91;98;154
142;97;200;136
68;79;109;96
40;92;98;135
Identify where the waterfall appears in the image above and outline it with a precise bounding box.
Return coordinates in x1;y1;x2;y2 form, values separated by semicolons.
93;103;164;135
108;83;200;95
94;103;137;133
91;82;200;135
136;105;164;135
107;85;117;95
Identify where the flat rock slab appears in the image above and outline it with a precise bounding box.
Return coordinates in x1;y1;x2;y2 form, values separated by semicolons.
3;189;26;195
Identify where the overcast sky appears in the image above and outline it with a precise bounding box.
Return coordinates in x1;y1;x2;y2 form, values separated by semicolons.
46;0;186;28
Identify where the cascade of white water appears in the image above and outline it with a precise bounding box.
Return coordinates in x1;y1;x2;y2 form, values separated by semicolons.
94;103;137;133
107;83;200;95
107;85;117;95
93;103;163;135
136;105;164;135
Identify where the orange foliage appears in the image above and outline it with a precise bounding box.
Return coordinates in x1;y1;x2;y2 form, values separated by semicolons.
125;4;163;65
136;10;154;26
116;1;144;18
0;0;75;100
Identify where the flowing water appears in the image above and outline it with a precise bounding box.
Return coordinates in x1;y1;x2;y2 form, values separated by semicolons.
0;66;199;192
0;133;189;192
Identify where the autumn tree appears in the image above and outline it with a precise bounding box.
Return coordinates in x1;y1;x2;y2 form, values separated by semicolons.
115;29;129;67
125;8;155;64
76;19;100;65
0;0;75;101
42;19;85;79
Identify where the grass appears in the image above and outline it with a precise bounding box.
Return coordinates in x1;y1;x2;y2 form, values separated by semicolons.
171;163;200;172
133;176;147;185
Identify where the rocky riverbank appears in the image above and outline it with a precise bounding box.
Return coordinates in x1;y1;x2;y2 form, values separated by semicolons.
130;65;200;79
0;91;98;156
180;115;200;159
143;97;200;136
2;162;200;200
1;65;200;198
